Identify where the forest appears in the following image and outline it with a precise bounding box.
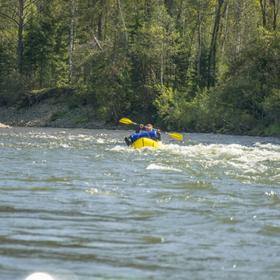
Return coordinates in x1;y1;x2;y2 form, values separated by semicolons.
0;0;280;136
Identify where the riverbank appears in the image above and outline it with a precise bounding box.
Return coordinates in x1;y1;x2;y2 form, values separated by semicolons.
0;89;115;129
0;88;279;137
0;102;105;129
0;122;10;128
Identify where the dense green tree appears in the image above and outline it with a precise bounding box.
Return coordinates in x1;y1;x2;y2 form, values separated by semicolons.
23;0;69;88
0;0;279;135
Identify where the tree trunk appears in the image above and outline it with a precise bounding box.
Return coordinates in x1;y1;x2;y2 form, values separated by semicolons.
160;41;164;85
207;0;224;88
197;8;202;83
164;0;173;15
18;0;24;74
223;2;229;55
116;0;128;45
235;0;241;54
68;0;75;83
97;10;104;40
145;0;152;19
260;0;267;27
272;0;280;30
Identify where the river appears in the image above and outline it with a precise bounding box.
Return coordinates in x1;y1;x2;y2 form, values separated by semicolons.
0;127;279;280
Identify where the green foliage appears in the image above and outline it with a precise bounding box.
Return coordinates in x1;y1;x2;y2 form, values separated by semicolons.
263;89;280;123
73;110;94;125
50;111;67;121
205;30;280;135
129;2;179;113
155;86;217;132
264;123;280;136
81;47;133;121
0;72;24;106
0;0;280;136
0;27;18;106
154;85;182;129
23;1;68;88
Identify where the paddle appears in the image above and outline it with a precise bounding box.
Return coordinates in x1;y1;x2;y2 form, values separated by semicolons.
119;117;138;125
119;117;183;141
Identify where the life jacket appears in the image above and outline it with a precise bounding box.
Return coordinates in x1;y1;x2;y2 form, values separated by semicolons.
130;130;159;143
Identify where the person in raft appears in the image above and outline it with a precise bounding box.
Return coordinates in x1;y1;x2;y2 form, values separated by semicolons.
124;123;161;146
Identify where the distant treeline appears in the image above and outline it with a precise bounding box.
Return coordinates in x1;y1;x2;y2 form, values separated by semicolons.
0;0;279;135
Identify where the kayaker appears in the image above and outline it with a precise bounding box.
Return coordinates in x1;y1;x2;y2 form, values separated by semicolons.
124;123;161;146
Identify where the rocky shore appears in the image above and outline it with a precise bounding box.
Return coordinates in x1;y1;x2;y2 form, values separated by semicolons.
0;122;10;128
0;95;109;129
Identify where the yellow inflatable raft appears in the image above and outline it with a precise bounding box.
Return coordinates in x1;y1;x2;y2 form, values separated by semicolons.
131;137;161;149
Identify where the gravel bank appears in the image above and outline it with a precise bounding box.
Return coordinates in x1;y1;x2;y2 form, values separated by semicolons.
0;97;107;129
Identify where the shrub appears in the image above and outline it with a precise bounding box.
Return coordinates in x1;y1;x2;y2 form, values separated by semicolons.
0;73;25;106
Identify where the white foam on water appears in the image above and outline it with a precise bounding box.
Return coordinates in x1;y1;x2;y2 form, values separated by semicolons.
109;145;157;152
146;163;182;172
164;142;280;162
96;138;105;143
110;145;132;152
60;144;70;148
254;142;280;151
109;141;279;183
161;142;280;184
31;134;60;140
265;190;278;197
25;272;54;280
85;187;115;196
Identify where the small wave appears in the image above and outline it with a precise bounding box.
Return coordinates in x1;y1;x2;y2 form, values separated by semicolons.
142;235;165;244
110;145;131;152
60;143;71;148
146;163;182;172
254;142;280;151
272;171;280;180
265;191;278;197
265;191;280;205
259;224;280;236
25;272;55;280
109;145;156;152
160;142;280;184
96;138;105;144
85;187;116;196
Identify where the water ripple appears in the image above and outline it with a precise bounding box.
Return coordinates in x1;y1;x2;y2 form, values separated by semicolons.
0;128;279;280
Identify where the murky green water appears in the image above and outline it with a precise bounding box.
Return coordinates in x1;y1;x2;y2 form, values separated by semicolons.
0;127;279;280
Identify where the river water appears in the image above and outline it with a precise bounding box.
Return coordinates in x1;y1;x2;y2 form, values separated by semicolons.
0;127;279;280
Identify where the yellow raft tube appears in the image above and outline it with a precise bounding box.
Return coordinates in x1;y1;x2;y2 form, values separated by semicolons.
131;137;161;149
